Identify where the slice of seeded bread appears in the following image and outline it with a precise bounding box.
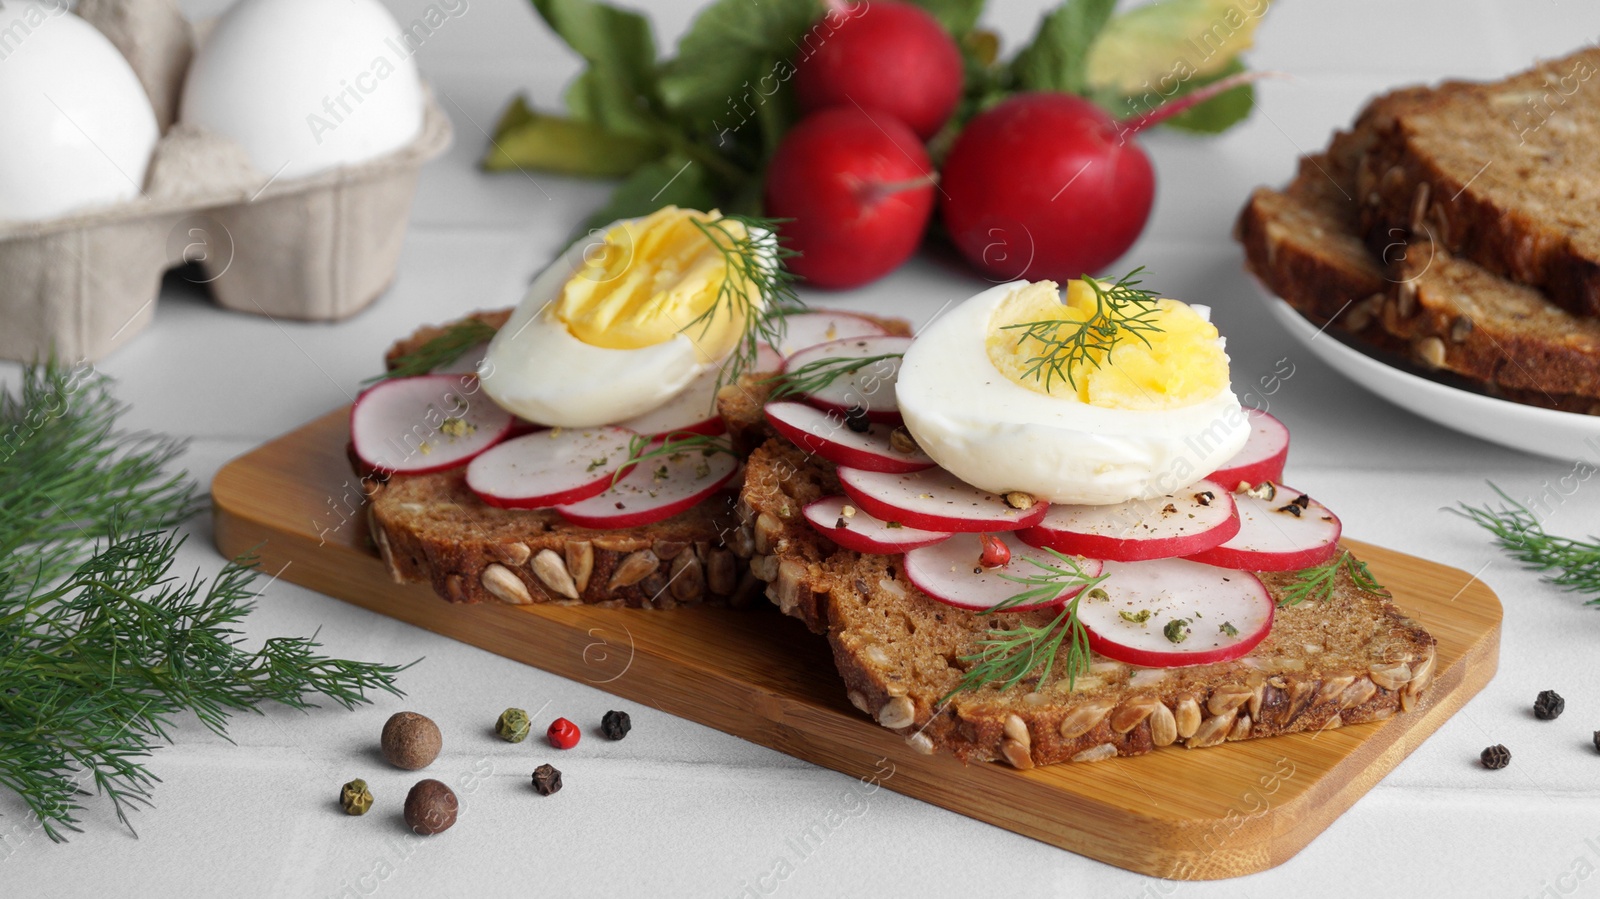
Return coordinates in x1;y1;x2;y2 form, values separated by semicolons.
736;438;1438;767
1351;48;1600;317
1237;130;1600;411
361;310;910;606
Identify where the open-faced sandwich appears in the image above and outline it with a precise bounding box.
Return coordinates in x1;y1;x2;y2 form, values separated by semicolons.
350;206;909;607
727;274;1437;768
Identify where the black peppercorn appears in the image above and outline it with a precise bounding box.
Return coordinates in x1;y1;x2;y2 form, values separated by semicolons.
844;406;870;433
1534;690;1565;720
532;763;563;796
1593;730;1599;754
1481;744;1511;770
602;709;632;741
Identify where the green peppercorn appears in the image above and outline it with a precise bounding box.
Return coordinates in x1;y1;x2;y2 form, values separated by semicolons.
497;707;531;743
340;779;373;816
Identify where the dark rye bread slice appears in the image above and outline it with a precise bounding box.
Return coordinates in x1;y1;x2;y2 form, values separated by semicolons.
362;309;912;607
1237;148;1600;411
737;439;1438;768
1352;48;1600;317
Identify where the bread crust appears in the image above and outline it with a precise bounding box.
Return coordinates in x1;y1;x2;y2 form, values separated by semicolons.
736;439;1438;767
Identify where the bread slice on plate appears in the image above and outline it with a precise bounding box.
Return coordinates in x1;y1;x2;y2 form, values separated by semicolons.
360;310;910;607
1350;48;1600;318
1237;117;1600;411
735;438;1438;768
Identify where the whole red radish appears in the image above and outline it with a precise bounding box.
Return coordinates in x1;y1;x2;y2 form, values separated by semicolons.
940;74;1260;282
794;0;963;140
765;106;936;289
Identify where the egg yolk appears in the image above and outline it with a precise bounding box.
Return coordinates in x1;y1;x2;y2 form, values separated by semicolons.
554;206;757;363
985;280;1229;410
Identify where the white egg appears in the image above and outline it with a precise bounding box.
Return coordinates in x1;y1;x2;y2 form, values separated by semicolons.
0;0;159;222
896;282;1251;506
180;0;423;180
479;238;713;429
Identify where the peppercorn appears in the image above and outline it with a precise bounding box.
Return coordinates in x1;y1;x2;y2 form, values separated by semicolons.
532;764;563;796
1481;744;1511;770
1593;730;1599;754
497;708;531;743
844;406;870;433
339;779;373;816
404;779;458;835
1534;690;1565;720
381;711;442;770
601;710;632;741
547;717;581;749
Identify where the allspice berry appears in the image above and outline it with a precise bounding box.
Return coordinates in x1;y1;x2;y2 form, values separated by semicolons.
382;711;442;770
339;779;373;816
497;708;531;743
404;779;458;835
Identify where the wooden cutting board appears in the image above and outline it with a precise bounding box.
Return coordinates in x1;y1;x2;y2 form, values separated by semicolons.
212;407;1502;880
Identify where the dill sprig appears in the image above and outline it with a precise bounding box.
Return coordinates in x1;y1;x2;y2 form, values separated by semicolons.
612;430;737;486
1453;483;1600;605
366;318;498;383
1278;550;1385;607
0;362;409;841
685;214;805;391
760;353;904;401
999;266;1165;393
940;551;1106;703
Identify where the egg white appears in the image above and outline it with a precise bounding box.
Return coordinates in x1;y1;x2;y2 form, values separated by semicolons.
896;281;1251;505
479;237;711;428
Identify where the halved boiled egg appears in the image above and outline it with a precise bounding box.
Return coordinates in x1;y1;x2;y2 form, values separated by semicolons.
896;279;1250;505
480;207;767;428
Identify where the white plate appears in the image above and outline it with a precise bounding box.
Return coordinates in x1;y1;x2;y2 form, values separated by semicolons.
1264;296;1600;463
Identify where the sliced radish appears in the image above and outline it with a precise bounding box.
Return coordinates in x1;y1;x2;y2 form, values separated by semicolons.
905;532;1103;612
615;367;725;438
351;374;514;475
555;444;738;528
1183;483;1341;572
1017;480;1238;562
783;335;911;424
837;465;1049;533
754;342;786;373
1078;559;1273;667
764;401;934;473
466;426;636;509
802;495;951;553
1206;409;1290;490
773;310;889;357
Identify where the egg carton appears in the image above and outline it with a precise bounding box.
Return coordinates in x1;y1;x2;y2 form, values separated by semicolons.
0;1;453;363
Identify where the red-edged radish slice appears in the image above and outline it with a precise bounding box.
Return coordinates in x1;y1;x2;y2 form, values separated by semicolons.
773;310;889;357
555;444;738;528
615;367;725;439
466;426;636;509
837;465;1049;533
1206;409;1290;489
765;401;934;473
1078;558;1273;667
802;496;951;553
351;374;514;475
1017;480;1238;562
905;532;1103;612
783;335;911;424
754;342;786;373
1183;483;1341;571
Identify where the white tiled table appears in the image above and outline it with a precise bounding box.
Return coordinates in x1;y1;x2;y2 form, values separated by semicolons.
5;2;1600;896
